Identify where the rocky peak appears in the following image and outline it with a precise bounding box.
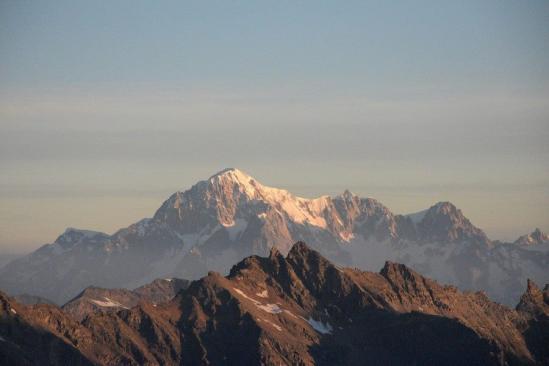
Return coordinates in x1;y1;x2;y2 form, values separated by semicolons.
208;167;253;183
344;197;399;240
339;189;357;202
154;168;336;232
6;167;546;310
0;291;15;315
33;228;111;257
380;261;416;281
416;201;488;243
285;242;338;285
268;245;282;260
152;168;262;229
514;228;549;246
287;241;317;262
206;168;263;198
380;260;433;294
423;202;467;226
516;279;548;317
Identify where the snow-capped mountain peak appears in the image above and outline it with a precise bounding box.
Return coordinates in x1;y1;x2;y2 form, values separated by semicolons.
155;168;333;232
0;168;546;307
514;228;549;246
207;167;262;198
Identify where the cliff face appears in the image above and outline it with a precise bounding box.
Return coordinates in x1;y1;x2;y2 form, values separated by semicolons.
1;242;547;366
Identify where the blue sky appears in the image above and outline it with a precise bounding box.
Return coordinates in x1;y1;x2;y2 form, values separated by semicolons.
0;0;548;252
2;1;548;89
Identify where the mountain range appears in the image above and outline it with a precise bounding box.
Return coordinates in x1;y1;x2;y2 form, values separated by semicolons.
0;242;548;365
0;168;547;305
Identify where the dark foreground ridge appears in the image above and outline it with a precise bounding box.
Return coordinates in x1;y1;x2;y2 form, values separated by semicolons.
1;242;548;365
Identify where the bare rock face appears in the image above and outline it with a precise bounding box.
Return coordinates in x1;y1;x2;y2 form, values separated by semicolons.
415;201;490;243
515;228;549;246
0;242;547;366
133;278;190;304
0;168;547;306
515;280;549;364
61;287;142;321
61;278;190;321
517;280;547;315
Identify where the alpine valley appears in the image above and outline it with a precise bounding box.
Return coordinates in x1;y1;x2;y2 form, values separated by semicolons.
0;168;547;307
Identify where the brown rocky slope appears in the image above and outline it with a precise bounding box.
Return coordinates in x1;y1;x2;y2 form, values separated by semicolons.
1;242;547;365
62;278;190;321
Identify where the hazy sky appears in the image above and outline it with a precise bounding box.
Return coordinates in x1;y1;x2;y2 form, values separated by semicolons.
1;0;548;253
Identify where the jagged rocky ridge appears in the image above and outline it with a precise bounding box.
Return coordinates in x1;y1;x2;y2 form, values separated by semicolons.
0;168;547;305
62;278;190;321
0;242;548;365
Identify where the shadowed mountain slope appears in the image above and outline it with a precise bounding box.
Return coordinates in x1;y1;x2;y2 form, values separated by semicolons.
1;242;547;365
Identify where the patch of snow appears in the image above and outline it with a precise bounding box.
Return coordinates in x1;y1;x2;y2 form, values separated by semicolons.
210;169;259;198
10;308;16;314
176;225;218;252
214;169;330;229
307;317;333;334
234;288;258;302
273;194;329;228
208;169;359;230
256;290;268;298
90;297;129;309
177;232;199;250
258;303;282;314
164;278;173;282
233;288;282;314
261;318;282;331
